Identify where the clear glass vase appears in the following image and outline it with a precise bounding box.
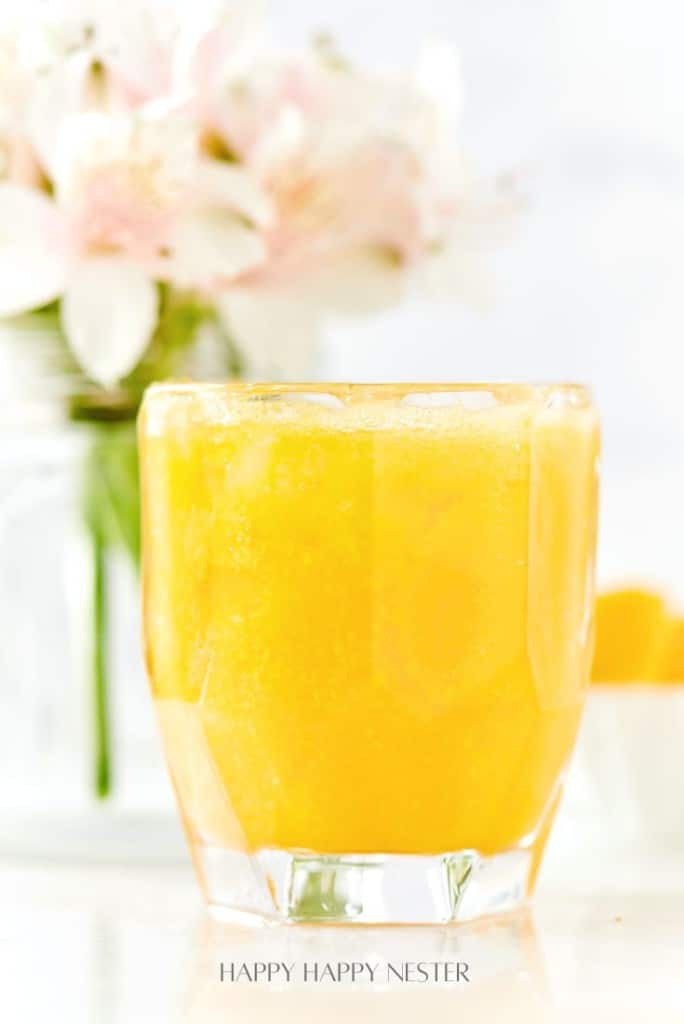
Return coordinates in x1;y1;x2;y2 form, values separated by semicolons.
0;317;183;860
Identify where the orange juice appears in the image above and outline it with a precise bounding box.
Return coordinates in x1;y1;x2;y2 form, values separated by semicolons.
140;383;599;921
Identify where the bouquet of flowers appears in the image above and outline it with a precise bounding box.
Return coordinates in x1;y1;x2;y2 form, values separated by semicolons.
0;0;512;387
0;1;516;800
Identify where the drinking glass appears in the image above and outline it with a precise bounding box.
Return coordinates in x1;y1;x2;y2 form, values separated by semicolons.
139;382;599;924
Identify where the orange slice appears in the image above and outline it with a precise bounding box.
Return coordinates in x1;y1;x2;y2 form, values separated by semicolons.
592;589;670;683
657;618;684;682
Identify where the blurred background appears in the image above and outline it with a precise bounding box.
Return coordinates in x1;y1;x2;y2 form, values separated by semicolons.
271;0;684;599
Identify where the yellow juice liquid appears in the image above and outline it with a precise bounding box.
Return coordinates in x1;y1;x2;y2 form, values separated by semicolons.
140;385;599;857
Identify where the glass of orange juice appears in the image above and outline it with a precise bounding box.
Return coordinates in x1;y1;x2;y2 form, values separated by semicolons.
139;382;599;924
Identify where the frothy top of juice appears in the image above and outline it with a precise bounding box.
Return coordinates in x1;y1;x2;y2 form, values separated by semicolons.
141;382;595;439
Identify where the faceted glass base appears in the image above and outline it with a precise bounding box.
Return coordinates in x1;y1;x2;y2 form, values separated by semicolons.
196;843;534;925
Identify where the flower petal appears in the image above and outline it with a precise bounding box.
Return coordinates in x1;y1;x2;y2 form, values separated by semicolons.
195;160;275;228
0;184;67;315
164;211;265;287
61;258;158;385
174;0;264;94
27;52;95;178
294;247;406;316
217;248;404;379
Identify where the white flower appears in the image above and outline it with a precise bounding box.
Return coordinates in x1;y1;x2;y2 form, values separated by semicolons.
214;38;518;371
0;185;66;315
62;258;159;385
0;24;30;133
15;0;261;107
0;3;515;383
0;27;43;187
218;248;404;378
0;102;268;385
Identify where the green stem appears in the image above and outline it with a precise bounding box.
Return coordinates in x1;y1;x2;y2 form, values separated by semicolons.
92;526;111;799
81;422;140;801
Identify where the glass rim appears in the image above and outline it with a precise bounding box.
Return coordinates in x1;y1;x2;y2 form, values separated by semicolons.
143;380;594;405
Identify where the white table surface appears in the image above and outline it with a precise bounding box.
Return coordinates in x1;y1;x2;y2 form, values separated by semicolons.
3;838;683;1024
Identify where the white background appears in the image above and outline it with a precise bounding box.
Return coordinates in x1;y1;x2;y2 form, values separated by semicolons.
271;0;684;598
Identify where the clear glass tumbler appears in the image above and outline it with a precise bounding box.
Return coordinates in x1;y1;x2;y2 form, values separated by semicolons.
139;382;600;924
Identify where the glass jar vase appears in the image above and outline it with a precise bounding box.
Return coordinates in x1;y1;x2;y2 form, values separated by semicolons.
0;315;186;861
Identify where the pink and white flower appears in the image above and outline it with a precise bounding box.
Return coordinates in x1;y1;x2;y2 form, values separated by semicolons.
0;102;269;384
0;5;514;385
216;41;514;373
